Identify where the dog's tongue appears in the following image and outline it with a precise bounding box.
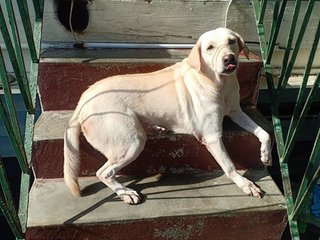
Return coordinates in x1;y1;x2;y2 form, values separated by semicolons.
226;64;237;70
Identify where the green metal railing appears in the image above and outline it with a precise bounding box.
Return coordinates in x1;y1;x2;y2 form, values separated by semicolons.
252;0;320;239
0;0;43;239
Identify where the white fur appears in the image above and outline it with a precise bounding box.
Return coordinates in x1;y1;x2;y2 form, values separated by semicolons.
64;28;272;204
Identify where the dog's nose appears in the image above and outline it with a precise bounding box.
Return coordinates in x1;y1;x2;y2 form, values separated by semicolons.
223;54;236;65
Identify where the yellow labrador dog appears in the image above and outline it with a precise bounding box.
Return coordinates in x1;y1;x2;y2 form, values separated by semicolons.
64;28;272;204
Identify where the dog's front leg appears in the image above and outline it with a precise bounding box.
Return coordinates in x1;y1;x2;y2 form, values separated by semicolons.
205;137;264;198
228;110;272;166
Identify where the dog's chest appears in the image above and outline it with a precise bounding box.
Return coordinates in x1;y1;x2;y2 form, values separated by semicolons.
222;79;241;114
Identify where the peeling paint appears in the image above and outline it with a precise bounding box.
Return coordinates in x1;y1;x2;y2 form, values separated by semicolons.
169;148;184;158
80;170;97;176
154;220;204;240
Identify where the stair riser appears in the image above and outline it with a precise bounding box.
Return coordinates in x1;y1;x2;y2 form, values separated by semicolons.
38;61;262;111
32;133;263;179
26;210;286;240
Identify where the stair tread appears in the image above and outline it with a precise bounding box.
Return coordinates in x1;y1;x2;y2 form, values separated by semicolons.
32;107;271;178
33;106;272;141
28;169;285;227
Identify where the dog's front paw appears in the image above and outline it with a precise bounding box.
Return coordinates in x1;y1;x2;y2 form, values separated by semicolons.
232;174;264;198
118;188;141;205
240;179;265;198
260;142;272;166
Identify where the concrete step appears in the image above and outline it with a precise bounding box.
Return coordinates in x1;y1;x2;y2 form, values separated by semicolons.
26;169;287;240
32;106;272;179
38;49;262;111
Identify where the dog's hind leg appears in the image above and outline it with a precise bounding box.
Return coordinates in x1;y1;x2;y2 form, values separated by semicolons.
83;111;146;204
96;145;145;205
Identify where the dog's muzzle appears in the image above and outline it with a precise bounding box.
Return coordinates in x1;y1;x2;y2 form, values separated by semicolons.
222;54;238;75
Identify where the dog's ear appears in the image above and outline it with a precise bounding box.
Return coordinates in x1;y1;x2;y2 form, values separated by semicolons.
235;33;250;60
188;41;202;72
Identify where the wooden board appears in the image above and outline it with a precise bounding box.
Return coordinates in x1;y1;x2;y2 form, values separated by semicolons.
42;0;320;47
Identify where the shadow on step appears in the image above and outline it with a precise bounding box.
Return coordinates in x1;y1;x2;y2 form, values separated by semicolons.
64;169;274;225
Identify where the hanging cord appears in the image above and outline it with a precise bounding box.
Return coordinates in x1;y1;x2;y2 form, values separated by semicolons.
224;0;233;28
69;0;84;47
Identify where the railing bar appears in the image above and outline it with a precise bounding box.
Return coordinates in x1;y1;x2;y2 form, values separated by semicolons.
283;71;320;163
257;24;268;62
32;0;42;19
0;50;22;142
280;162;301;239
28;17;42;107
267;0;280;49
0;100;29;173
252;1;265;59
4;0;35;113
290;128;320;221
18;172;31;234
253;2;278;94
279;0;316;92
0;51;29;173
258;0;268;25
277;0;302;89
0;6;34;113
0;159;23;238
265;68;276;113
0;0;42;239
285;20;320;149
18;17;43;235
0;159;18;215
4;0;29;87
266;0;288;64
0;193;23;239
18;114;36;234
39;0;45;11
271;107;286;160
15;0;38;62
253;1;300;238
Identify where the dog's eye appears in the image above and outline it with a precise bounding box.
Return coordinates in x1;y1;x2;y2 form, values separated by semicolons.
207;45;214;51
229;38;236;45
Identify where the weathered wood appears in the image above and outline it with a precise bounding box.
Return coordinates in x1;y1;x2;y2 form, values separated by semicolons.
42;0;320;47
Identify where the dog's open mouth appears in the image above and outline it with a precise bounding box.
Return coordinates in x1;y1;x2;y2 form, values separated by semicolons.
226;64;237;71
223;63;238;74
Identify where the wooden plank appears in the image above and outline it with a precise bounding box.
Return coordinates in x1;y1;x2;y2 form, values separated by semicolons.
42;0;320;47
41;0;320;70
42;0;233;43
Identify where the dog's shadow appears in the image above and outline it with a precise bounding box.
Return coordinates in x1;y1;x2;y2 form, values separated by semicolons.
64;169;269;225
81;171;222;201
81;169;269;201
81;181;107;197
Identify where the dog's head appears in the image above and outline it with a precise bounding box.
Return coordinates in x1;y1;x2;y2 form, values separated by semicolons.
188;28;249;76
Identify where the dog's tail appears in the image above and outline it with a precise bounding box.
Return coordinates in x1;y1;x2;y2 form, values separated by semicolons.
64;112;81;197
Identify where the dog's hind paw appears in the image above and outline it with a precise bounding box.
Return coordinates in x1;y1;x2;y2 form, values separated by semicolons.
118;188;141;205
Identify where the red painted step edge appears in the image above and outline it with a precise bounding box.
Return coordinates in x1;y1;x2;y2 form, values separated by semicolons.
26;210;286;240
32;131;264;179
38;55;262;111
